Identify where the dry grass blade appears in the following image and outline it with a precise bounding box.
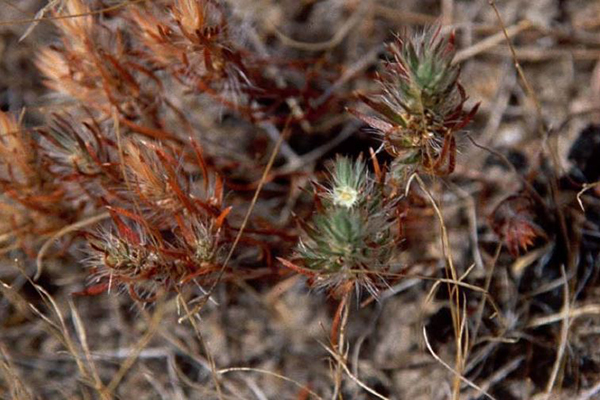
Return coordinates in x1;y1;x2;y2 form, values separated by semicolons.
10;265;103;395
577;181;600;211
414;174;467;398
320;341;389;400
425;276;490;296
35;212;110;280
0;0;148;26
0;344;33;400
469;356;525;399
454;20;532;64
105;294;166;396
527;304;600;328
175;290;224;400
183;116;292;319
18;0;60;42
532;266;570;399
69;299;104;394
423;326;496;400
271;0;371;51
218;367;323;400
413;175;458;281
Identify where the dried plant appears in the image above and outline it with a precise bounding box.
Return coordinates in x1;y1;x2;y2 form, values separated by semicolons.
490;193;547;257
8;3;482;313
83;210;226;300
129;0;248;101
5;0;600;398
0;111;79;256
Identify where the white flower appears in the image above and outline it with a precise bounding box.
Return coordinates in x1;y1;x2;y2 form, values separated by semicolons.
333;185;359;208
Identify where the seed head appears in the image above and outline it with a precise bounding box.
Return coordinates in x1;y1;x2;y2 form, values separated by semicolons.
293;156;399;297
351;25;478;177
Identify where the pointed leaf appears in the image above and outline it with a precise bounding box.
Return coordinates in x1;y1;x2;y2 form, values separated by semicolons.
355;93;407;128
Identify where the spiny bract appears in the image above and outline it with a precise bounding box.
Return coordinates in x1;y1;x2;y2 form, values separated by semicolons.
296;156;399;296
352;25;478;178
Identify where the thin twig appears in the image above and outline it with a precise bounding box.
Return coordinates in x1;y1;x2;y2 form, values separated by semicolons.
18;0;60;41
454;20;532;64
271;0;371;51
471;356;524;398
489;1;543;126
543;265;570;397
314;45;383;107
0;0;148;26
469;244;502;357
277;122;358;174
331;290;351;400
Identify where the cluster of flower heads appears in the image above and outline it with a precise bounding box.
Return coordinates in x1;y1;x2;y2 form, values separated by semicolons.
352;25;479;181
79;138;232;299
0;104;235;299
84;209;226;300
283;27;488;298
17;0;297;299
0;0;483;302
283;26;481;298
285;156;400;298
